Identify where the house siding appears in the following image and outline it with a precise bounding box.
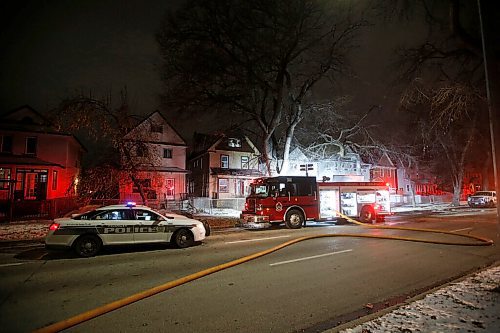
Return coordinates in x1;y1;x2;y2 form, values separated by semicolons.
0;108;83;202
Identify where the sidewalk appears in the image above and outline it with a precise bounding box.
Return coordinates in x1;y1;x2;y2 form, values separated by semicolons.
334;264;500;333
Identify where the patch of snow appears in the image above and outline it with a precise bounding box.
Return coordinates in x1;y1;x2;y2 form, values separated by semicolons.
193;208;241;217
0;220;51;241
340;265;500;333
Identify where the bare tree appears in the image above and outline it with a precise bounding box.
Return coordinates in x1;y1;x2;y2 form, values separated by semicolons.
157;0;366;175
376;0;494;204
400;79;483;205
52;91;163;205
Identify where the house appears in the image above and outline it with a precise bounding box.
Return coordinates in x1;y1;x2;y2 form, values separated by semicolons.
370;152;397;191
188;132;261;198
118;111;188;204
281;147;371;182
0;106;85;219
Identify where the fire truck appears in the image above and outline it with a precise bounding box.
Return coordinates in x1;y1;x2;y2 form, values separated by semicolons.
240;176;391;229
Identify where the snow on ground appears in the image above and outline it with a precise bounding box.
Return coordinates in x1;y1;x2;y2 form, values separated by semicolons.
0;220;51;241
1;203;499;332
339;265;500;333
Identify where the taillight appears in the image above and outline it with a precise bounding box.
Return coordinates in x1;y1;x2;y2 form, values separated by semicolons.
49;223;60;231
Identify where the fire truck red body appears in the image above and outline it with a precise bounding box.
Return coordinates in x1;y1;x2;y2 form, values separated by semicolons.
240;176;391;229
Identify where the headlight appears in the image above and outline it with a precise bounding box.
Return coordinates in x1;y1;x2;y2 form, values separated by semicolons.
256;204;263;211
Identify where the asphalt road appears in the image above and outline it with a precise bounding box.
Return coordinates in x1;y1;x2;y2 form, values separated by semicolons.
0;209;499;332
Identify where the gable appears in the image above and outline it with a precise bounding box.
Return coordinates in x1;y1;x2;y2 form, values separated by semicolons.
1;105;50;126
377;152;395;168
289;147;308;161
214;135;255;153
124;111;186;145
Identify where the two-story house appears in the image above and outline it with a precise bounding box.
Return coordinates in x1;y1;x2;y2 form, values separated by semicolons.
370;152;398;191
281;147;371;182
0;106;85;203
119;111;188;204
188;132;261;199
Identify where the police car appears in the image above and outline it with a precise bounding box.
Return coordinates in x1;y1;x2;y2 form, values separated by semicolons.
45;203;208;257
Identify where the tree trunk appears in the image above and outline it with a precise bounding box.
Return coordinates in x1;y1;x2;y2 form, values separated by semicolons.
130;174;147;206
452;171;464;206
262;132;274;176
280;122;298;175
409;181;417;207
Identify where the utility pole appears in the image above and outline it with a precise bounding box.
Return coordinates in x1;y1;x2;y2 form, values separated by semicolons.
478;0;500;231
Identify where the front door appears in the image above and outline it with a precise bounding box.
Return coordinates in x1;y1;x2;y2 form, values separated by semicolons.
24;173;37;200
165;178;175;200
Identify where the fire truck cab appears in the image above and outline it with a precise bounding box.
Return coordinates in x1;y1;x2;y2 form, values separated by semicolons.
240;176;391;229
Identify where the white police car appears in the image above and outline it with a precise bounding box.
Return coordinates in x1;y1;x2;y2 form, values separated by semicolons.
45;203;208;257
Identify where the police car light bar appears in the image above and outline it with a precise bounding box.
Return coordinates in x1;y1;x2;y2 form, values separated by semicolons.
126;202;136;207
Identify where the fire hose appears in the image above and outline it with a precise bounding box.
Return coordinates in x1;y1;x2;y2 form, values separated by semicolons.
34;212;493;333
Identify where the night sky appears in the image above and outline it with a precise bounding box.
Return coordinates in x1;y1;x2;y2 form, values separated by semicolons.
0;0;425;139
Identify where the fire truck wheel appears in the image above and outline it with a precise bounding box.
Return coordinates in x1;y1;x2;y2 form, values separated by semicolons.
285;209;304;229
359;206;375;224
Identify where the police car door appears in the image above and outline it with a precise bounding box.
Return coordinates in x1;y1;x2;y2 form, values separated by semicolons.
94;209;135;245
133;209;170;243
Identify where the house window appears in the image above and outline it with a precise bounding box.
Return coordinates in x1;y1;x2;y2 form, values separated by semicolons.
228;138;241;148
52;170;58;190
0;168;11;189
218;178;229;193
163;148;172;158
26;137;37;155
1;135;13;153
136;145;147;157
151;124;163;133
221;155;229;168
241;156;249;169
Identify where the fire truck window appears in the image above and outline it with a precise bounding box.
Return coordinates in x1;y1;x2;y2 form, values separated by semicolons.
296;183;312;196
252;184;269;197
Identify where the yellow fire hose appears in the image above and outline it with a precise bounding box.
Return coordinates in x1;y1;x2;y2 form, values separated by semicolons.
34;212;493;333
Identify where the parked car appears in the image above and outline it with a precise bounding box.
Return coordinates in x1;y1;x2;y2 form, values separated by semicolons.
467;191;497;208
45;203;208;257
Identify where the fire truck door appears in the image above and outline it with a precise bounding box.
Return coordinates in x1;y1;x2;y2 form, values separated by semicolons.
340;191;358;216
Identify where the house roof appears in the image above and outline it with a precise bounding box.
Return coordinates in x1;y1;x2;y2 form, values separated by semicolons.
0;155;64;168
123;110;187;145
190;131;258;159
375;152;396;168
210;167;262;177
135;166;189;173
0;105;87;152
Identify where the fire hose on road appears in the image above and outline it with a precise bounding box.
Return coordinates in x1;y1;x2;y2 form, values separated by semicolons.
34;212;494;333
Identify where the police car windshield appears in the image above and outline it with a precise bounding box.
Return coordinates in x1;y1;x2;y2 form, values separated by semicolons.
250;184;268;197
72;210;98;220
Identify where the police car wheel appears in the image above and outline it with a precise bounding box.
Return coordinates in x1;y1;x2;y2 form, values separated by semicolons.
73;234;102;257
173;229;194;248
285;209;303;229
